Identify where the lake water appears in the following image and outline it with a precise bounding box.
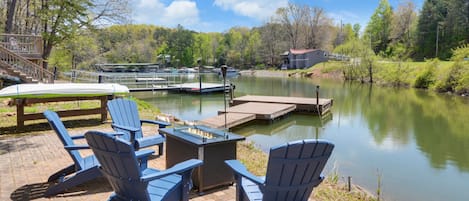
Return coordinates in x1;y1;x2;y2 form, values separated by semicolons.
131;74;469;201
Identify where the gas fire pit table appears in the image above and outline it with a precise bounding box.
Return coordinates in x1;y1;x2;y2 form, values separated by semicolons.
159;125;245;194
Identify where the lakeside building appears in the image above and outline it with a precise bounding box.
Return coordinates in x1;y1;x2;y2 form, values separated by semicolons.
281;49;329;69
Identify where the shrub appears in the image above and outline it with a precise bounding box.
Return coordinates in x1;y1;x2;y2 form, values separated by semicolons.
413;60;437;89
433;45;469;93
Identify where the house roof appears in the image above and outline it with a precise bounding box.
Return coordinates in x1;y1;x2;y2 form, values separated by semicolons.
290;49;319;55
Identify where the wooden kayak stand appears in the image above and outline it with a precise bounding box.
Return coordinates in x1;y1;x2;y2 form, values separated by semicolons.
14;95;113;129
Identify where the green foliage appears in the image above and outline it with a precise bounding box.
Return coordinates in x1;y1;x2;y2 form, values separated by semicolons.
433;45;469;93
375;61;414;87
352;23;361;38
365;0;393;55
413;60;437;88
416;0;469;60
49;31;100;70
334;39;376;82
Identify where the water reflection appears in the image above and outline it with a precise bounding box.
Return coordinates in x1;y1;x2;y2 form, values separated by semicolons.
131;75;469;201
336;82;469;172
231;113;332;151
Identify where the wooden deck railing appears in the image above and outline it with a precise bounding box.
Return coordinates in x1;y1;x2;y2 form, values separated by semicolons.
0;45;54;83
0;34;43;56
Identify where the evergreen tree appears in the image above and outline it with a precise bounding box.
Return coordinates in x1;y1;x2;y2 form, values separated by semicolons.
442;0;469;59
416;0;447;60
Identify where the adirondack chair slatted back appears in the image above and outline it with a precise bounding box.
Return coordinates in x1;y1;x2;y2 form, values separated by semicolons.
263;139;334;201
43;110;84;168
107;98;143;141
85;131;149;201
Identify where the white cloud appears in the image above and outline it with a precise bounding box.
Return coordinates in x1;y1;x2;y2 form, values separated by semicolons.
162;1;199;25
213;0;287;20
133;0;200;28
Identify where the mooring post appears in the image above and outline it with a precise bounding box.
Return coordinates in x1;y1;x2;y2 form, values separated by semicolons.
316;85;320;105
348;176;352;192
316;85;320;115
197;58;202;95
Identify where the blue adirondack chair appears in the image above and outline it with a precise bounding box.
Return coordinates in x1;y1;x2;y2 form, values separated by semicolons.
84;130;203;201
43;110;154;196
225;139;334;201
107;98;170;155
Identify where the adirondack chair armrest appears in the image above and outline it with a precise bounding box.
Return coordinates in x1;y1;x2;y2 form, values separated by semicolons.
110;132;126;137
141;159;203;183
135;149;155;169
225;160;265;185
70;134;85;139
64;145;89;150
70;133;123;140
135;149;155;159
111;123;140;133
140;119;171;128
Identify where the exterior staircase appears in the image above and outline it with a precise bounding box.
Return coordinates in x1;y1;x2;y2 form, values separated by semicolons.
0;34;54;84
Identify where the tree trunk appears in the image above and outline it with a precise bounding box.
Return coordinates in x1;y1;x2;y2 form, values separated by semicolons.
5;0;17;33
368;63;373;83
42;43;52;69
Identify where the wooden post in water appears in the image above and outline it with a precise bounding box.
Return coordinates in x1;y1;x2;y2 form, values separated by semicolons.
348;176;352;192
197;58;202;95
316;85;321;115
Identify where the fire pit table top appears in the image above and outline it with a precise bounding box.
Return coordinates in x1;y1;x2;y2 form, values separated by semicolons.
159;125;245;146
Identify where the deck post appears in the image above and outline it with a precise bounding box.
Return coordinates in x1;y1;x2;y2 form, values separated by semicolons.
16;99;25;129
100;95;108;122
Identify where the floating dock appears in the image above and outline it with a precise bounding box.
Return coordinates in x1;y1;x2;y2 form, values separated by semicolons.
218;102;296;120
198;113;256;129
198;95;333;129
129;82;229;93
168;83;229;93
231;95;333;115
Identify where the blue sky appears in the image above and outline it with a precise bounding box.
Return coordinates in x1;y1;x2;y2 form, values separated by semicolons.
131;0;424;33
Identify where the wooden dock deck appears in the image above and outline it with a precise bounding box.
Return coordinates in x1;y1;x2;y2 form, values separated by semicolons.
231;95;333;115
198;113;256;129
199;95;333;130
219;102;296;120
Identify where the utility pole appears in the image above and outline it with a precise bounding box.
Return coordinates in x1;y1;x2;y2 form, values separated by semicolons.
435;22;444;58
435;23;439;58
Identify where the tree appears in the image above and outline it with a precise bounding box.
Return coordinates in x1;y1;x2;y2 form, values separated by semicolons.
442;0;469;58
275;3;308;49
365;0;393;55
167;25;194;67
39;0;130;69
5;0;17;33
334;23;357;47
353;23;361;38
246;29;262;67
389;0;418;58
334;39;376;83
416;0;447;60
49;31;99;71
259;22;288;67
